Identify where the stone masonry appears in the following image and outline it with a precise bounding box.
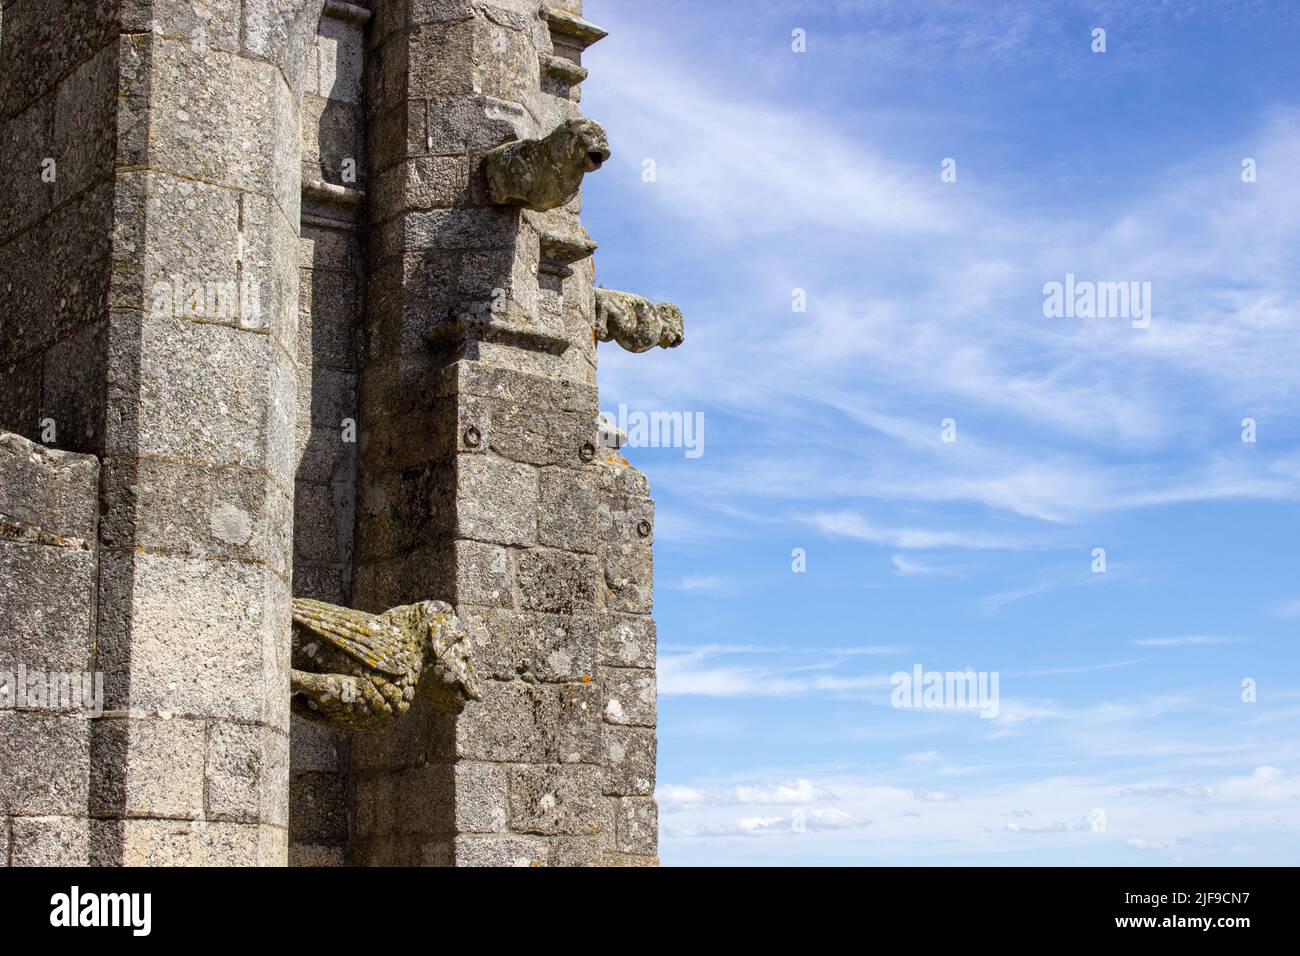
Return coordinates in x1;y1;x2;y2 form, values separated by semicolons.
0;0;667;866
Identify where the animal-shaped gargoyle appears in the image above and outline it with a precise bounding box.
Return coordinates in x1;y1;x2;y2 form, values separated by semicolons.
595;288;685;353
290;598;482;733
484;118;611;211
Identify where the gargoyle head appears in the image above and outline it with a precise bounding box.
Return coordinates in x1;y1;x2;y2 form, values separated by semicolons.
484;118;611;212
403;601;484;714
562;117;611;174
655;302;685;349
595;288;686;353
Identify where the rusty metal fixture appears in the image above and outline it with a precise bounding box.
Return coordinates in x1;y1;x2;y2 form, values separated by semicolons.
636;519;652;539
464;425;482;448
579;441;597;462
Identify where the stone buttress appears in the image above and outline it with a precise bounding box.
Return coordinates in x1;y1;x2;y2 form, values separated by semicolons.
0;0;661;866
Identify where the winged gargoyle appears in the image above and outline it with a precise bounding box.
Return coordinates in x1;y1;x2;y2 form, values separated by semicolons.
595;288;685;353
290;598;482;733
484;118;611;211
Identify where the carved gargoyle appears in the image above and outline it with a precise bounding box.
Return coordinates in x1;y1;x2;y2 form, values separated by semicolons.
290;598;482;733
484;118;611;211
595;288;685;353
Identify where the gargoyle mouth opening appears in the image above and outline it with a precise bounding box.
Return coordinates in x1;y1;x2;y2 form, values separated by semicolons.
587;151;608;169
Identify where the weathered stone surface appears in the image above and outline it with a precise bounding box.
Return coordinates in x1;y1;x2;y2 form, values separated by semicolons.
118;0;243;54
298;269;360;372
0;94;53;244
601;491;655;546
290;596;481;733
603;725;656;796
0;361;40;441
485;119;609;212
600;668;657;728
89;717;206;820
114;819;286;866
509;764;604;836
599;614;656;670
455;679;554;762
554;679;603;764
0;0;119;124
290;772;348;844
597;851;659;867
0;181;112;365
106;312;294;479
100;457;291;572
517;548;598;613
452;539;512;607
0;422;98;541
615;796;658;855
315;12;365;104
453;834;548;867
354;467;455;565
595;288;684;353
465;398;598;472
242;0;322;94
461;608;596;682
539;468;600;553
0;541;95;674
52;40;117;207
289;844;346;866
96;552;285;726
453;761;508;833
371;156;470;220
0;713;90;815
603;543;653;614
208;722;290;826
9;816;92;866
302;91;367;187
293;481;349;566
454;454;537;546
290;714;347;774
549;830;614;867
41;320;108;454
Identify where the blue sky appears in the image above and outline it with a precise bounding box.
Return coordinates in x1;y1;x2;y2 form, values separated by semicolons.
581;0;1300;865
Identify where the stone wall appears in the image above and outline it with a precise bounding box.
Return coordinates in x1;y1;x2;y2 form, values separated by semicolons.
0;0;120;453
1;0;660;866
0;431;99;864
1;0;326;864
289;0;367;866
343;0;659;866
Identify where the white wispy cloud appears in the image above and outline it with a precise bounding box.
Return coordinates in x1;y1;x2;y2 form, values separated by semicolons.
588;23;1300;546
1268;598;1300;619
658;764;1300;864
891;554;968;577
669;574;727;592
1133;636;1246;647
1125;838;1168;852
808;512;1028;550
659;645;899;699
1012;659;1148;678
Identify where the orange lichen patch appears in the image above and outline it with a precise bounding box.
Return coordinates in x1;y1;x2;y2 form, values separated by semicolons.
581;674;591;683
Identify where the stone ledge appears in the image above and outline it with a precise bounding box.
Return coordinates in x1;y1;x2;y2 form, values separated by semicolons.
544;8;608;50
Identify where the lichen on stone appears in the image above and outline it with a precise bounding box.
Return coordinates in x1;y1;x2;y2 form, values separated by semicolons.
290;598;482;733
484;118;611;212
594;288;685;353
